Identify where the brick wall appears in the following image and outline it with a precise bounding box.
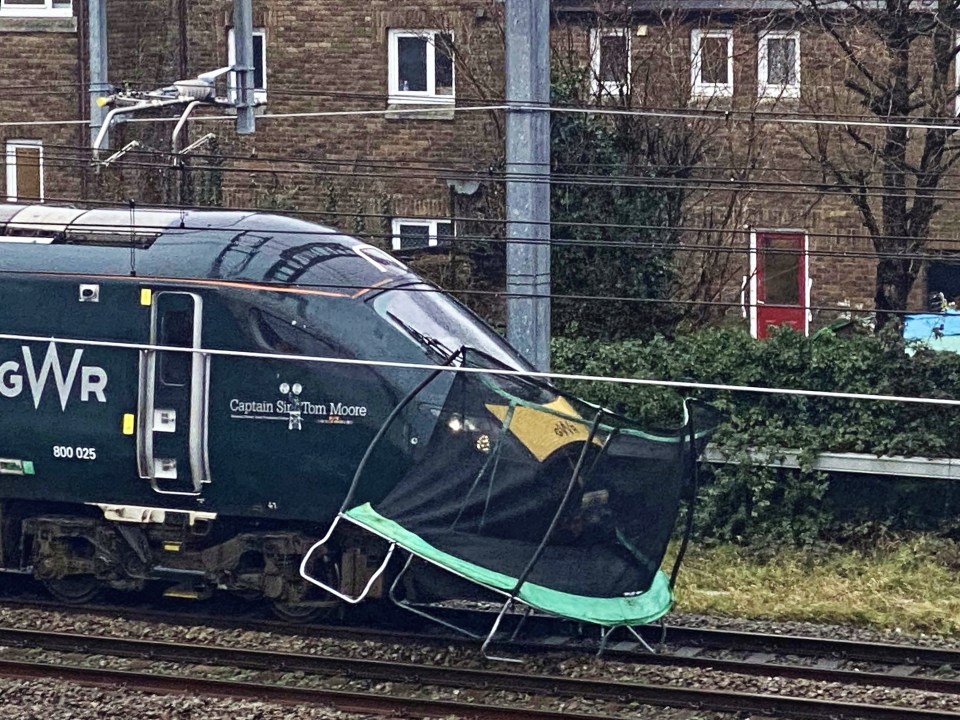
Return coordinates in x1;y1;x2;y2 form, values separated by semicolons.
0;17;84;203
554;9;960;327
104;0;506;247
58;2;960;329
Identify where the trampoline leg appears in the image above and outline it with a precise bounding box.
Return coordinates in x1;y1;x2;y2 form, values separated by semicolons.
509;606;534;642
386;552;483;640
300;517;396;604
597;626;612;657
481;598;522;663
627;625;658;654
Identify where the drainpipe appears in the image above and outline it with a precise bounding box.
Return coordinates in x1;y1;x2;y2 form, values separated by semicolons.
88;0;109;148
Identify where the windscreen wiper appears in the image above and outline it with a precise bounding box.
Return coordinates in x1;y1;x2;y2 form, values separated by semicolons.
386;311;457;360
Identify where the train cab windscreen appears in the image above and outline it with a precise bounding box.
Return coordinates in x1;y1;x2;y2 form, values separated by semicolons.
373;287;533;370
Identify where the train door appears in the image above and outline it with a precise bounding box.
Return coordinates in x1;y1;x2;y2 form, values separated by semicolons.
750;231;809;339
137;291;211;495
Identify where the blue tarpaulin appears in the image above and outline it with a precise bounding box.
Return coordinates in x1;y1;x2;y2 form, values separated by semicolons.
904;310;960;353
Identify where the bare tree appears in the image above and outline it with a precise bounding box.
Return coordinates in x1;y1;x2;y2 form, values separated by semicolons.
795;0;960;328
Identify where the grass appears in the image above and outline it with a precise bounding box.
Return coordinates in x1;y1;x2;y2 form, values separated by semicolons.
671;535;960;636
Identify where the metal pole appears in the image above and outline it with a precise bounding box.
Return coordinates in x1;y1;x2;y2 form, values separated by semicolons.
505;0;551;371
233;0;255;134
88;0;109;148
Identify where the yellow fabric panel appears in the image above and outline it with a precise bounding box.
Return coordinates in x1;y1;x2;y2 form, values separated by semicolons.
485;397;597;462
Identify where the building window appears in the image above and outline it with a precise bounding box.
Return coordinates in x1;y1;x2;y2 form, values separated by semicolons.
391;219;452;251
388;30;455;104
0;0;71;16
926;257;960;310
6;140;43;202
758;31;800;98
590;28;630;96
228;28;267;104
691;29;733;98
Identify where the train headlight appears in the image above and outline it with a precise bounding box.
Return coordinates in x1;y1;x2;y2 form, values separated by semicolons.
476;434;491;453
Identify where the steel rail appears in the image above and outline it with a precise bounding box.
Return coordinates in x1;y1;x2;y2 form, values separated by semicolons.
0;627;958;720
415;606;960;669
0;657;611;720
641;625;960;668
2;591;960;687
1;594;959;693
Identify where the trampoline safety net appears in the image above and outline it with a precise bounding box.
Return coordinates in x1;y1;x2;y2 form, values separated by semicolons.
339;352;720;628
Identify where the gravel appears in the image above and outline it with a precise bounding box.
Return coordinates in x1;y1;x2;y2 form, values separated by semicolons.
670;611;960;650
0;602;958;719
0;676;374;719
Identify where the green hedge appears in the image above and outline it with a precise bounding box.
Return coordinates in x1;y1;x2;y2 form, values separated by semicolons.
552;327;960;545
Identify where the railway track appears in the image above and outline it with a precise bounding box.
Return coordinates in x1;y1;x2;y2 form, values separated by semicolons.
0;657;617;720
0;625;958;719
15;597;954;694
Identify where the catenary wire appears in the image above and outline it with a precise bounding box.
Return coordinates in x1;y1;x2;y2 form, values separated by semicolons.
10;98;960;131
29;148;960;208
0;209;953;266
0;330;956;407
0;264;921;320
14;188;960;253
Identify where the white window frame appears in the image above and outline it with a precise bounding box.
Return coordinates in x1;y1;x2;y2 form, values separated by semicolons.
6;140;44;203
691;28;734;98
955;32;960;116
388;29;456;105
228;27;267;105
590;28;631;96
391;218;452;251
758;31;800;99
0;0;71;17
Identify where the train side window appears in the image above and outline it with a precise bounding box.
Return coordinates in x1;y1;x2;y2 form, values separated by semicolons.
159;309;193;387
250;308;348;359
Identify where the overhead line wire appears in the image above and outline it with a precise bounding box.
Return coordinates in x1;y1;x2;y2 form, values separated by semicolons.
31;150;960;206
1;330;956;408
21;191;960;250
3;212;958;264
8;99;960;131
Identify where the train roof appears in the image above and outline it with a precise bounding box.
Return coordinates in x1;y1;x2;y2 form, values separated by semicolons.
0;203;418;292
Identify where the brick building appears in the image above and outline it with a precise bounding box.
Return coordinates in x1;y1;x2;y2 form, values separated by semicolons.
0;1;84;204
2;0;956;336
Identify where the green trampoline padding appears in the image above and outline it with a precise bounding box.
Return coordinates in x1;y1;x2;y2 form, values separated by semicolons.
344;502;674;627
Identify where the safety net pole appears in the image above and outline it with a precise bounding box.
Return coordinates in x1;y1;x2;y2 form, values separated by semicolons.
335;346;464;515
669;399;700;591
480;410;605;660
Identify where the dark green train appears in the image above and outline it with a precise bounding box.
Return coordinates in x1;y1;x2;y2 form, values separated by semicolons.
0;203;707;634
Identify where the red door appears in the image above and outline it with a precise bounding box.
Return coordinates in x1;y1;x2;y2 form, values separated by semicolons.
754;232;807;339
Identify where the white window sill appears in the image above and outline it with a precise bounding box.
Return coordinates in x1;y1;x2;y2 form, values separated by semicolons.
385;103;456;121
388;94;455;106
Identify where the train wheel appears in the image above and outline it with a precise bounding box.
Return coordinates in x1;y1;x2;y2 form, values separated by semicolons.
44;576;101;604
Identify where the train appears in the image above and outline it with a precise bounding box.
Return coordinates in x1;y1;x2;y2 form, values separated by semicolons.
0;203;711;634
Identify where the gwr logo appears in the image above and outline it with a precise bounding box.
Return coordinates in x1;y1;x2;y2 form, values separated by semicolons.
0;342;107;410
